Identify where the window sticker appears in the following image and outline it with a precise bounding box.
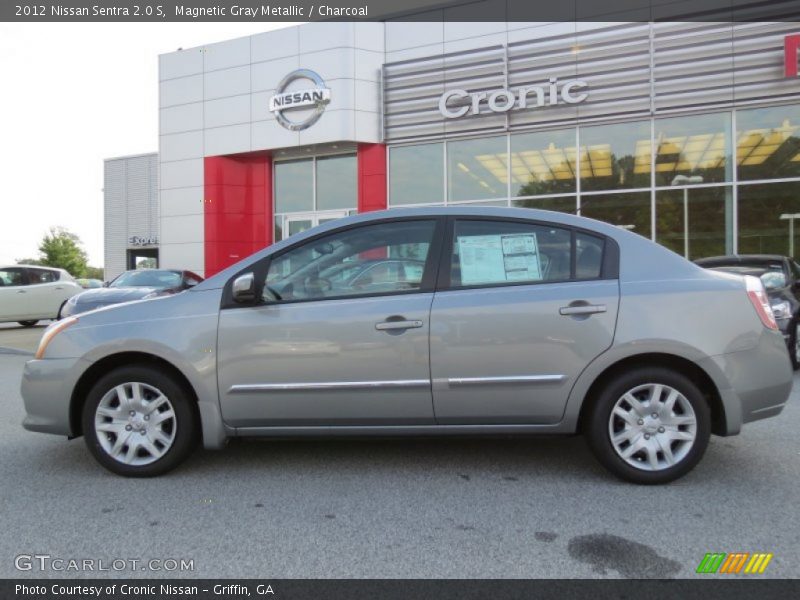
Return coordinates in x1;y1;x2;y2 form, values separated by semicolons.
458;233;542;285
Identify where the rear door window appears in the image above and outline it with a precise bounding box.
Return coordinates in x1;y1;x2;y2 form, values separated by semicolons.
576;232;605;280
26;268;58;284
448;220;609;288
449;220;573;287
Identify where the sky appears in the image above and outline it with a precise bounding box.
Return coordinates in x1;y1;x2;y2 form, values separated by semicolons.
0;22;295;267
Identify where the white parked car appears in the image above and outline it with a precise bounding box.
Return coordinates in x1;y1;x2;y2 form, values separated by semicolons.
0;265;83;326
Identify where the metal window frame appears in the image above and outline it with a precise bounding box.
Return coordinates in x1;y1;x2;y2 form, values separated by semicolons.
272;151;357;238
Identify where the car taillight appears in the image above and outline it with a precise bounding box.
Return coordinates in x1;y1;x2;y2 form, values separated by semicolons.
745;275;778;331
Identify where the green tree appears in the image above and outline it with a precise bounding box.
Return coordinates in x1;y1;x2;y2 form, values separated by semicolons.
37;227;88;278
136;257;157;269
85;266;104;280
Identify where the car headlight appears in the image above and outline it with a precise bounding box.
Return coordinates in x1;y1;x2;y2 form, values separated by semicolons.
770;300;792;320
67;295;79;305
34;317;78;360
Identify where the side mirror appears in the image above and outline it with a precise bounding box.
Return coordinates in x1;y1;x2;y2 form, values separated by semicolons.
232;273;256;303
103;281;109;287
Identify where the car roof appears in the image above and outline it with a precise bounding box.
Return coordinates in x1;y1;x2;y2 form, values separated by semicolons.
1;264;62;271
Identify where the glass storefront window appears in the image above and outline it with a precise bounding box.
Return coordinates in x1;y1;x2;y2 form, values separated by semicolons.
316;155;357;210
450;200;508;207
389;143;444;205
737;105;800;181
738;182;800;256
448;135;508;201
511;129;577;196
275;159;313;213
513;197;577;214
579;192;651;238
655;186;732;260
654;112;731;187
579;120;651;191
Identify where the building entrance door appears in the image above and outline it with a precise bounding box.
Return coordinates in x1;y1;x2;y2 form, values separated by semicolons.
282;212;349;241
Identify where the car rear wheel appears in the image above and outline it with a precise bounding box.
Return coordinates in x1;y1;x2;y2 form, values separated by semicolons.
82;365;199;477
17;320;38;327
585;367;710;484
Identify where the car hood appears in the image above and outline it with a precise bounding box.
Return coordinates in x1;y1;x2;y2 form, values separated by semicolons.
72;287;165;304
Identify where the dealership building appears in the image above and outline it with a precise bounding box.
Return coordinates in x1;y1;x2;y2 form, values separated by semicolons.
104;18;800;278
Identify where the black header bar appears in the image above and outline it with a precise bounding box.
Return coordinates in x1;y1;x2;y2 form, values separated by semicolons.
2;0;800;22
3;579;800;600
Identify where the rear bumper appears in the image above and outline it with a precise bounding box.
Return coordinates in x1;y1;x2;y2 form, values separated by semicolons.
699;329;792;435
20;357;88;436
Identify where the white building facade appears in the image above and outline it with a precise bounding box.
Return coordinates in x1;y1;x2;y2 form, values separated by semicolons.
145;19;800;277
103;153;159;280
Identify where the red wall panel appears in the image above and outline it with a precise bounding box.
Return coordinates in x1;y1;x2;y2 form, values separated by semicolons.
357;143;387;214
786;34;800;78
204;153;272;277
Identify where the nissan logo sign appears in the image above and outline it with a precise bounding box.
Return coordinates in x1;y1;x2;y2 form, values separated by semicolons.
439;77;588;118
269;69;331;131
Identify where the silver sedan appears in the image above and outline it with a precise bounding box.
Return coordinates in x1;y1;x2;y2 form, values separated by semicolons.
20;207;793;483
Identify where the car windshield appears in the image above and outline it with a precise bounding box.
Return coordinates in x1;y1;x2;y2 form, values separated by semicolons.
109;270;181;289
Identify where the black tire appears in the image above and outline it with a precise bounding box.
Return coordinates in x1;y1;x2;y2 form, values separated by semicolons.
56;300;67;321
585;366;711;484
17;320;38;327
82;365;199;477
788;320;800;371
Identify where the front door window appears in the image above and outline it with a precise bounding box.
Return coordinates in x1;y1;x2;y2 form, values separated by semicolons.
265;219;437;302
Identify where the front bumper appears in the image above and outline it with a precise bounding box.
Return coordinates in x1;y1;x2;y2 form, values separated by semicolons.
21;357;88;436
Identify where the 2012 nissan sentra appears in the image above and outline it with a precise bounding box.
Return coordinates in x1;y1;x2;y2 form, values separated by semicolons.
20;207;793;483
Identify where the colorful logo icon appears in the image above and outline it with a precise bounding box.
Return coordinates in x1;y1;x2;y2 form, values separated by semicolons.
696;552;773;574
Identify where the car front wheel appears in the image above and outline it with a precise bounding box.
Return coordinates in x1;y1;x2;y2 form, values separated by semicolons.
82;365;199;477
585;367;711;484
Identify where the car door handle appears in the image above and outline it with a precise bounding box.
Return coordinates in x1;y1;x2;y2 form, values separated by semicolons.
375;320;423;331
559;304;606;316
17;290;26;294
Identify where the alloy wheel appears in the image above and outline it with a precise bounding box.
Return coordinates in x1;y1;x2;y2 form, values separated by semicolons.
94;382;177;466
608;383;697;471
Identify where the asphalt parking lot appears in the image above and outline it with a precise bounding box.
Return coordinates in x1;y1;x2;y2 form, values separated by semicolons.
1;325;798;579
0;321;48;354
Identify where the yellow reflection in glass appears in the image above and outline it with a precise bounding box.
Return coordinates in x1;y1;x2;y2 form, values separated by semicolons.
737;119;796;166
